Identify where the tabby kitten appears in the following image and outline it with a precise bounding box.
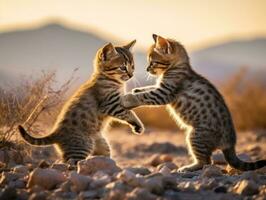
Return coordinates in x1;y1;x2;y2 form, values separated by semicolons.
122;34;266;171
18;40;144;163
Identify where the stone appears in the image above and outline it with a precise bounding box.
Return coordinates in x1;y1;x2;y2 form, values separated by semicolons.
148;154;162;167
79;190;99;199
238;153;252;162
105;180;131;192
90;171;112;188
117;169;144;187
0;161;6;169
117;169;136;183
160;154;173;162
13;165;29;174
37;160;50;168
157;162;178;171
60;180;72;192
29;191;50;200
159;166;171;176
7;149;24;167
26;163;34;171
143;176;164;195
149;154;174;167
201;165;223;178
23;155;33;164
225;165;239;175
247;144;262;152
179;181;195;191
77;156;121;175
162;176;177;189
50;188;64;198
241;171;259;182
9;179;26;188
51;163;69;172
50;188;77;199
0;172;20;185
0;150;5;163
69;171;91;192
235;179;259;196
104;189;126;200
125;167;151;176
28;185;45;194
214;186;227;193
0;187;17;200
17;189;30;200
212;152;227;165
255;166;266;174
27;168;66;190
196;178;218;190
178;171;200;178
56;191;76;199
129;176;145;188
126;188;157;200
164;190;180;200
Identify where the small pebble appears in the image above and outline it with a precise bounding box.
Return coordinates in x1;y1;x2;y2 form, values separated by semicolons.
214;186;227;193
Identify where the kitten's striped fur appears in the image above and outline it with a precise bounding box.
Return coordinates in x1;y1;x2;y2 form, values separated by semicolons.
18;40;144;163
122;34;266;171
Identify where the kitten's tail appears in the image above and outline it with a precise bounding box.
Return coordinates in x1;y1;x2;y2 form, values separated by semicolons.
18;125;54;146
222;147;266;171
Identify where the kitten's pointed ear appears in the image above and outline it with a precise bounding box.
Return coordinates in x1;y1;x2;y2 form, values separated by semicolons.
152;34;158;42
154;35;172;54
101;43;117;61
123;40;136;51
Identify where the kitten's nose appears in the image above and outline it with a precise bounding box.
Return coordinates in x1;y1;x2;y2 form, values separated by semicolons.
147;63;152;72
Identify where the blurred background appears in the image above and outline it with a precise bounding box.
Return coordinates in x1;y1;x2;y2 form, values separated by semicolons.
0;0;266;133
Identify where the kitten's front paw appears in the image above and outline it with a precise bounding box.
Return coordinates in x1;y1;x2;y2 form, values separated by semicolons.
132;123;145;135
121;94;140;109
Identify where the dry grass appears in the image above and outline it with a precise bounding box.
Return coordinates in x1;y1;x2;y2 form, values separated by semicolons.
0;70;76;148
222;69;266;130
134;106;177;130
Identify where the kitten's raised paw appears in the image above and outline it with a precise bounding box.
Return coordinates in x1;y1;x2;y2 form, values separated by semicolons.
121;94;140;109
133;124;145;135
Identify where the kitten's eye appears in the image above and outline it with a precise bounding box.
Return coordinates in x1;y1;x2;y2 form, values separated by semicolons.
119;65;127;71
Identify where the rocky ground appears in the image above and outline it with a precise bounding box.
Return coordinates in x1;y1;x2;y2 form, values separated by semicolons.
0;128;266;200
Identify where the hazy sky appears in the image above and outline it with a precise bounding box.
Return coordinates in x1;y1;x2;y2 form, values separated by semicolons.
1;0;266;50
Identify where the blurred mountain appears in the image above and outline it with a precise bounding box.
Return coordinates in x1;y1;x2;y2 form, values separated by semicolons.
0;23;265;88
0;23;107;86
190;38;266;82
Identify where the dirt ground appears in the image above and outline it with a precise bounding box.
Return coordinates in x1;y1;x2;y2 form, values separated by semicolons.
108;128;266;169
1;128;266;200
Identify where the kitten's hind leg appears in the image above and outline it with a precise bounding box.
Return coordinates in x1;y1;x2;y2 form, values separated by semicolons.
178;128;213;172
62;136;95;164
93;136;111;157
